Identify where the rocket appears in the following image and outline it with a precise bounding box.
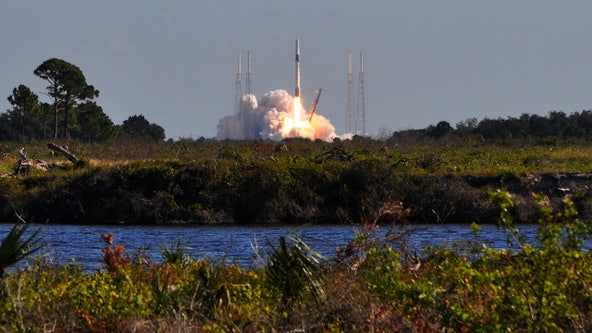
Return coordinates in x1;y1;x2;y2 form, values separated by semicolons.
295;38;301;97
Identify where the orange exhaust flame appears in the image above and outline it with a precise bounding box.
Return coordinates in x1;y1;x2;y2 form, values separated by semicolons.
281;96;315;138
293;96;302;124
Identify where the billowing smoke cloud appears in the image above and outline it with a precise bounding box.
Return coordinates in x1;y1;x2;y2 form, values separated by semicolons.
217;89;336;141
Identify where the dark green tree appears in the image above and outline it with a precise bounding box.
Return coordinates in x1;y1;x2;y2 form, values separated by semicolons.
548;111;568;135
0;114;18;141
36;102;54;139
75;101;116;142
455;117;478;137
426;120;453;139
6;85;40;141
120;114;166;141
33;58;99;139
575;110;592;135
528;114;553;138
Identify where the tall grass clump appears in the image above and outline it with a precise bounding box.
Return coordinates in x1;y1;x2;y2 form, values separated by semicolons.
264;232;325;325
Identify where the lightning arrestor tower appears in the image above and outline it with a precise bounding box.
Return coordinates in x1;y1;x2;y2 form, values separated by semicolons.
246;51;253;95
356;50;366;135
346;53;355;134
244;51;254;138
234;52;242;117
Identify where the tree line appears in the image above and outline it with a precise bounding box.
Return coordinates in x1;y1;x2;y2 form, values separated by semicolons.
1;58;165;142
391;110;592;142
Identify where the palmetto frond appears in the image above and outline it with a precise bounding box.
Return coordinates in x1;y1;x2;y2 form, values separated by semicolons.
265;232;325;322
0;223;43;278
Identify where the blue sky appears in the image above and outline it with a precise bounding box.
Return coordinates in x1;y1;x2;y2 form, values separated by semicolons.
2;1;592;139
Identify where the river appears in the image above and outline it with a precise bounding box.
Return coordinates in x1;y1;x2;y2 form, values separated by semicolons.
0;223;540;272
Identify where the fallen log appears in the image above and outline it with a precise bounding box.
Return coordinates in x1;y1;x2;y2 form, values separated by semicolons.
47;142;78;164
2;147;51;176
16;159;50;175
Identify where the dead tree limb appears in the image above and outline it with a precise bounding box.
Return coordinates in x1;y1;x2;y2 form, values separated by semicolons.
18;148;27;160
47;142;79;164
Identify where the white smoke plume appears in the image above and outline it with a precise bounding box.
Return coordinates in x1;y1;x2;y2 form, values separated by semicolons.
217;89;336;141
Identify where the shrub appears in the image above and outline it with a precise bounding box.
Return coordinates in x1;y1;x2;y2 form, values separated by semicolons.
265;233;325;324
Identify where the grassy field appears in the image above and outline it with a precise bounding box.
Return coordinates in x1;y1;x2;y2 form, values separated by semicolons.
2;136;592;174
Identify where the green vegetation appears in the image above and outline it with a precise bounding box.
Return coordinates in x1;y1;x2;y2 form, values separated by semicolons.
2;137;592;225
0;194;591;332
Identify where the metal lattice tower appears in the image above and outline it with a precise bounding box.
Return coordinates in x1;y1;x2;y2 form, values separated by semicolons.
234;52;242;117
246;51;253;95
244;51;255;138
346;53;355;134
356;50;366;135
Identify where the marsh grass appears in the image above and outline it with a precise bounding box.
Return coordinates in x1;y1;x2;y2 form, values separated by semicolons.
3;137;592;174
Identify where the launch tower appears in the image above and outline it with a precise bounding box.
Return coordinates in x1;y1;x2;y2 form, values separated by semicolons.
234;53;242;117
234;51;256;139
347;51;366;135
244;51;254;138
356;51;366;135
346;53;355;134
246;51;253;95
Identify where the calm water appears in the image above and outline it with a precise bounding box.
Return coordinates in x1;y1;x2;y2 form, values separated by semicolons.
0;223;540;272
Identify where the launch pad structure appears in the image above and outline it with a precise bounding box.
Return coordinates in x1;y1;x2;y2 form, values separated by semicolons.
234;51;255;138
357;51;366;136
234;53;242;117
233;40;366;138
347;51;366;136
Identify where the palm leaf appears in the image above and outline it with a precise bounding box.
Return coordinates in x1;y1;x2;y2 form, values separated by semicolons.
0;223;43;278
265;232;326;320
